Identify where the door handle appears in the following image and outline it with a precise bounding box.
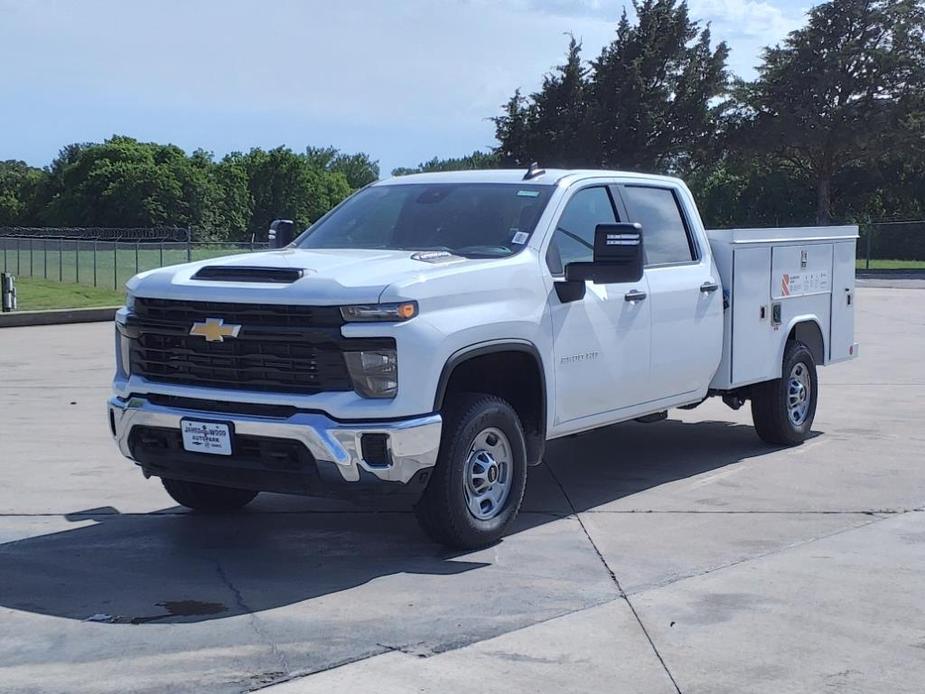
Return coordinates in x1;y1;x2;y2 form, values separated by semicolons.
625;290;647;302
700;281;719;294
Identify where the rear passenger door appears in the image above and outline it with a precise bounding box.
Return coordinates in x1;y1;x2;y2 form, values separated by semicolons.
619;184;723;401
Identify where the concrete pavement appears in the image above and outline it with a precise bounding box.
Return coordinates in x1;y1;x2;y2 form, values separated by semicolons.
0;287;922;693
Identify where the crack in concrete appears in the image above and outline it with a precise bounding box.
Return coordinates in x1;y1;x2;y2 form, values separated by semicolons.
246;647;395;692
246;596;624;691
543;463;684;694
214;561;291;680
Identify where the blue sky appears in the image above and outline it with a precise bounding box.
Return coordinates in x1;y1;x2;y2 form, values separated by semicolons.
0;0;809;176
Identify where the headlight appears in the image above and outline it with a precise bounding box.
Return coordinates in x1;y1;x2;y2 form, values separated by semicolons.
120;334;132;375
125;293;135;311
115;324;132;376
340;302;417;322
345;349;397;398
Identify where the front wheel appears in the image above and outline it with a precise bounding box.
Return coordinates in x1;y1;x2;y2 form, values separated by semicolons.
751;340;818;445
162;478;258;512
415;393;528;549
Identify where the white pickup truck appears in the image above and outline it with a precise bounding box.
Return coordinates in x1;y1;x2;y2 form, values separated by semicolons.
108;168;858;548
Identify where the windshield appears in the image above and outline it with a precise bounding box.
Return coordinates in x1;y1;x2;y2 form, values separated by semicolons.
295;183;555;258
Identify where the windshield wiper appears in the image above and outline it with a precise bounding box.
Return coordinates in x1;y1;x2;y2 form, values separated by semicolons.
556;226;594;250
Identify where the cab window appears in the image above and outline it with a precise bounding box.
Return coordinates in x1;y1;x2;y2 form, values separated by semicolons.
546;186;617;275
621;186;696;265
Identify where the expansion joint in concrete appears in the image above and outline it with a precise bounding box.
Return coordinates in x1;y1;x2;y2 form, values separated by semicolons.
541;462;684;694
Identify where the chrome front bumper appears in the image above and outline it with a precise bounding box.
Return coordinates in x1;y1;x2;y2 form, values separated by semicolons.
108;396;442;485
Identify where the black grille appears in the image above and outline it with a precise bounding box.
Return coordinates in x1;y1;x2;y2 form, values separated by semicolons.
130;332;351;393
145;394;299;418
128;425;323;495
129;426;311;472
126;298;392;395
133;297;343;327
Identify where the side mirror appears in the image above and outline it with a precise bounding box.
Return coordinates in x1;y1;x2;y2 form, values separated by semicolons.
555;223;643;303
565;223;643;285
268;219;295;248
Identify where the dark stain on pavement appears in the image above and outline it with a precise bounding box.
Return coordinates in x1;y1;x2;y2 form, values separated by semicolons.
128;600;227;624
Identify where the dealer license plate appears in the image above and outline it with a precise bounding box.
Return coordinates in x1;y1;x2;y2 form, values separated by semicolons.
180;419;233;456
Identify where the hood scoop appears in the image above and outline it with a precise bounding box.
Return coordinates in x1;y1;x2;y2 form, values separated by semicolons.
191;266;304;284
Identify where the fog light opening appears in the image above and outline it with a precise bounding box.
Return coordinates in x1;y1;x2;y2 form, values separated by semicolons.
360;433;391;468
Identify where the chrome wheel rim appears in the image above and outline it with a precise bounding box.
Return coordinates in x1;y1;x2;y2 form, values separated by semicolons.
787;362;812;426
463;427;512;521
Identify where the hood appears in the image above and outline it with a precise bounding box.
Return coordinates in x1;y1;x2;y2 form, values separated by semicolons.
126;247;469;305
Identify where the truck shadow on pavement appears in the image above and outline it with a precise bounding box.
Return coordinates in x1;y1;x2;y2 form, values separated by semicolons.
0;418;804;626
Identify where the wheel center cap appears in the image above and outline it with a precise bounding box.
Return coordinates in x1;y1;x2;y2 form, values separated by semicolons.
487;464;499;484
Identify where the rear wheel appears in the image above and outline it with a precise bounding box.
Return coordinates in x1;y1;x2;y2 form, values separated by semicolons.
751;340;818;445
415;393;527;549
162;478;258;512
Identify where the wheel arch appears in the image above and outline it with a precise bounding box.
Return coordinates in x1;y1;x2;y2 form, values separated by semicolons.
781;316;826;372
434;340;547;465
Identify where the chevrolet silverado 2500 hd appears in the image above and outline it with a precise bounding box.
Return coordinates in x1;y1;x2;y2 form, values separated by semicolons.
109;168;858;548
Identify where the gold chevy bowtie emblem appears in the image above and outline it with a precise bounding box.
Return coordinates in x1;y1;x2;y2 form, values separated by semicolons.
189;318;242;342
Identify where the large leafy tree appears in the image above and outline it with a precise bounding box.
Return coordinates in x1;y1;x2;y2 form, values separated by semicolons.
305;146;380;188
0;160;47;226
239;147;352;236
39;137;253;239
737;0;925;224
494;0;729;173
42;137;190;228
27;137;365;239
589;1;729;172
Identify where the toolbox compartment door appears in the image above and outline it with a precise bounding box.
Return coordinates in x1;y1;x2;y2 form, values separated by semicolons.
731;246;776;385
771;244;833;300
829;240;857;362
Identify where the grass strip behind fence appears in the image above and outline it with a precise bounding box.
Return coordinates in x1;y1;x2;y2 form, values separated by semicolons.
855;259;925;270
15;278;126;311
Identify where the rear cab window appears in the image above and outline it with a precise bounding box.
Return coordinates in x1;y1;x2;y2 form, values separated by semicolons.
620;185;698;266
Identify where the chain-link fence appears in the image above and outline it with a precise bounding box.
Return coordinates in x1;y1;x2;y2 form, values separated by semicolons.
0;228;270;291
2;222;923;290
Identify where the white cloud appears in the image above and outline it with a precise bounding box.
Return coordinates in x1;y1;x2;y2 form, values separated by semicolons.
690;0;806;74
691;0;804;39
474;0;807;74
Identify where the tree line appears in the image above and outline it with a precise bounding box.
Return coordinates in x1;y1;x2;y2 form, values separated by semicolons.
0;138;378;239
2;0;923;237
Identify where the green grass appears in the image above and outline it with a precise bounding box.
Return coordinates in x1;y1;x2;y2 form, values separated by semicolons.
15;277;126;311
856;258;925;270
0;242;260;291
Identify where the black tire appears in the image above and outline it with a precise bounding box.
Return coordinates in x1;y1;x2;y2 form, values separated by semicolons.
751;340;818;446
161;478;258;512
415;393;528;549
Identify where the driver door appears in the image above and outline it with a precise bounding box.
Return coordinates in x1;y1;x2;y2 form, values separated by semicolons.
546;185;653;430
